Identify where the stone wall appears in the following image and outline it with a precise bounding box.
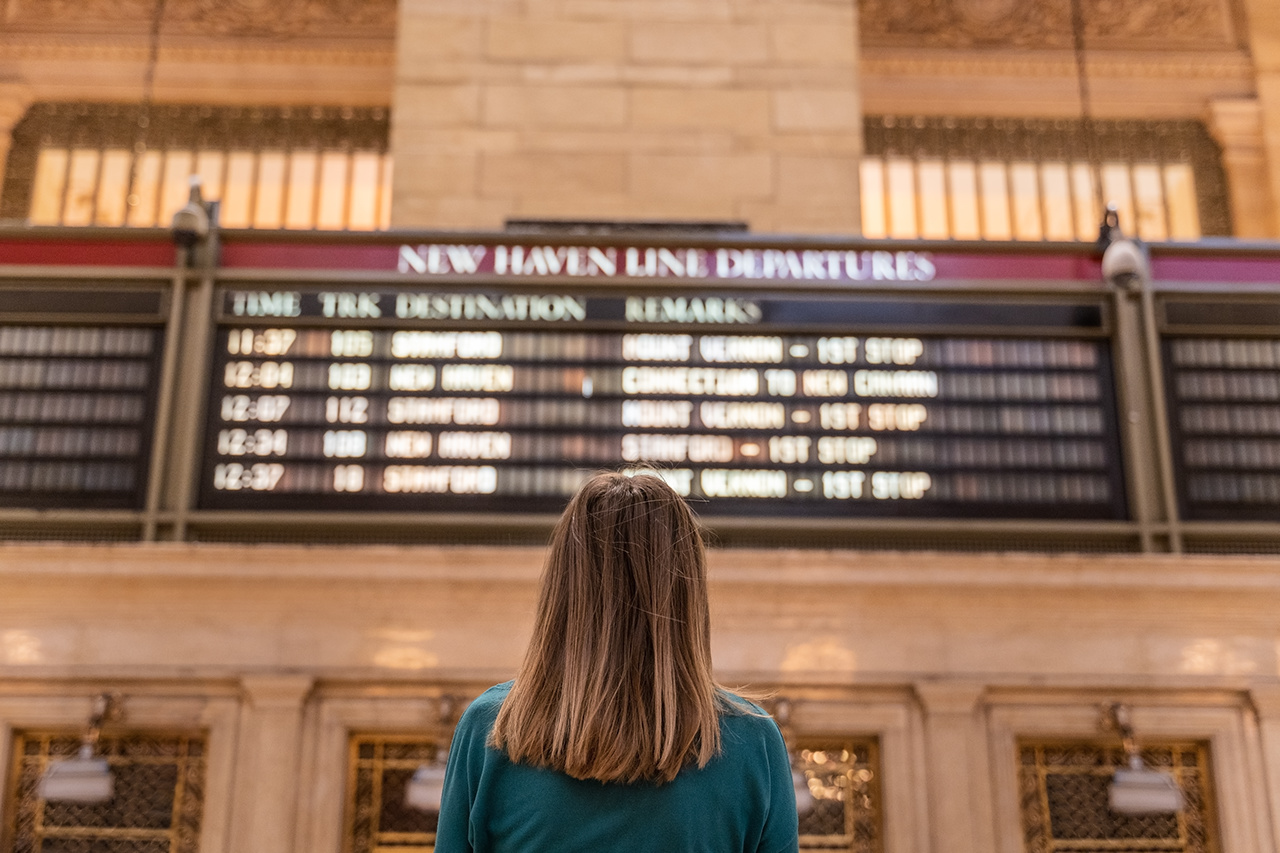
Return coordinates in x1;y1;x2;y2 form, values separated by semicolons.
2;543;1280;853
391;0;862;233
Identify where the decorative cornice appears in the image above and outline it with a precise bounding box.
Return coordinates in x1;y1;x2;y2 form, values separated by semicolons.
862;48;1254;81
0;39;393;67
859;0;1242;51
1;0;395;39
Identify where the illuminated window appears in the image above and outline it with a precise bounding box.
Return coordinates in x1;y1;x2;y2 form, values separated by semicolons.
862;117;1230;241
796;740;882;853
1019;741;1218;853
4;731;206;853
1;103;392;230
345;735;441;853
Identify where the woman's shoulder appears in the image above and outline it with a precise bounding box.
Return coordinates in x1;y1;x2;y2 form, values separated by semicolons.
716;690;782;738
469;681;514;709
463;676;512;712
717;688;770;716
456;682;513;731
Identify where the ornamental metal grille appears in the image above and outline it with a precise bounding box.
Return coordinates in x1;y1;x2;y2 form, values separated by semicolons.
1;102;391;230
1019;741;1219;853
797;740;883;853
862;117;1230;241
345;736;441;853
4;732;206;853
344;735;882;853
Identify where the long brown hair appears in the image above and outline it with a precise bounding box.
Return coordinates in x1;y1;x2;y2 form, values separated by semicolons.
490;471;726;783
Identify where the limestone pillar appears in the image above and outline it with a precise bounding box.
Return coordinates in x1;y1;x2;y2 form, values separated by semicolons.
915;681;993;853
1243;0;1280;238
1207;100;1275;237
229;675;314;853
0;86;32;204
1252;685;1280;853
391;0;861;234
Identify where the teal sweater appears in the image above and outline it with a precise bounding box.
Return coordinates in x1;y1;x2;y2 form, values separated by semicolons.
434;682;800;853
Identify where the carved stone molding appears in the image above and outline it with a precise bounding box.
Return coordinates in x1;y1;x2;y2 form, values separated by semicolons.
171;0;395;38
862;49;1254;81
1206;98;1265;153
1;0;396;39
0;40;392;68
859;0;1243;50
915;680;985;715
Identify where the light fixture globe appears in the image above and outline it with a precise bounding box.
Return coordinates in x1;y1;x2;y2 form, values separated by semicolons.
1101;703;1184;816
792;768;815;815
1109;755;1184;815
39;744;114;804
405;756;448;811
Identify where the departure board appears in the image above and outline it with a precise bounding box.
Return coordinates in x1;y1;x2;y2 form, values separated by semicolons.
1163;301;1280;521
198;286;1125;520
0;289;166;509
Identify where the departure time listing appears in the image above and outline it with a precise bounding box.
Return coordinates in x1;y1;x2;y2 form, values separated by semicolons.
201;292;1123;519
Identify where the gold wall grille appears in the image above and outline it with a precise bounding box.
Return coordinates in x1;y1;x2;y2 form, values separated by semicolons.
1019;741;1218;853
862;117;1230;241
1;102;391;231
797;740;883;853
345;736;441;853
4;732;206;853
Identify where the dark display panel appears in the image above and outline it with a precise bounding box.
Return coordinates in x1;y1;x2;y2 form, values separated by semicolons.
0;317;164;509
199;287;1126;519
1164;329;1280;521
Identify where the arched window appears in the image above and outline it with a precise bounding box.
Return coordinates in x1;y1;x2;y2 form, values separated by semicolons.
861;117;1230;241
1;102;391;230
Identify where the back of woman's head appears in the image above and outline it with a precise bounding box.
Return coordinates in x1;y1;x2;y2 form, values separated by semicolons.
490;471;721;783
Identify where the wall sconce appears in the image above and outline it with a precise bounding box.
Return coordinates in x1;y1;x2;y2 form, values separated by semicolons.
771;698;815;816
405;695;457;811
39;693;121;804
1103;703;1184;815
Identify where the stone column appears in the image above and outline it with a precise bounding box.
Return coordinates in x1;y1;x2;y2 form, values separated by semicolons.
229;675;314;853
1251;685;1280;853
1243;0;1280;238
0;86;32;205
1207;99;1274;238
391;0;861;234
915;681;993;853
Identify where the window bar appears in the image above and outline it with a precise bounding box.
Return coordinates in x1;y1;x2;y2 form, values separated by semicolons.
191;142;204;215
880;154;892;239
247;150;262;230
217;149;231;216
1065;160;1081;242
168;740;191;839
972;137;988;239
280;147;294;229
1126;161;1142;239
1159;154;1176;241
341;149;355;230
1002;158;1016;241
370;741;386;846
942;152;956;239
1033;745;1054;850
913;155;925;239
89;144;107;225
310;148;323;229
373;151;387;232
56;145;73;225
1036;158;1053;242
